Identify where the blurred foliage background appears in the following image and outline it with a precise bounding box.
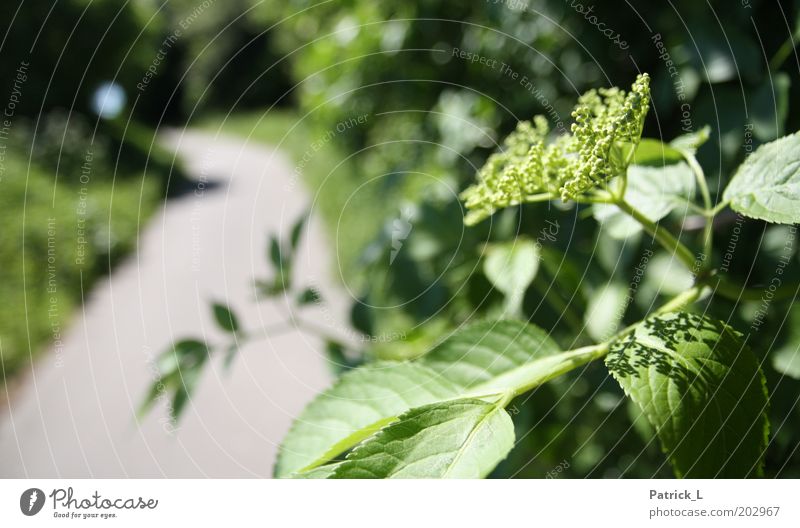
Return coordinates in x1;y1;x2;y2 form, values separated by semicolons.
3;0;800;476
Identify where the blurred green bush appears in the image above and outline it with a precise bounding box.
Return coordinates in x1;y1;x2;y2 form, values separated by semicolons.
0;114;161;376
0;1;187;379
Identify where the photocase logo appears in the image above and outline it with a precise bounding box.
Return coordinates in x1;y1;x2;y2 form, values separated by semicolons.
390;206;414;265
20;488;45;516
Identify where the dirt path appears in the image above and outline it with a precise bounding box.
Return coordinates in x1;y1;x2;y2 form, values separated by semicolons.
0;130;344;477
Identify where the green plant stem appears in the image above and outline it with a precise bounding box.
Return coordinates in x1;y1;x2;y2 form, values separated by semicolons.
274;298;348;344
683;200;709;216
618;174;628;201
680;150;714;264
770;31;800;72
707;200;730;217
294;317;347;344
683;153;712;211
473;342;609;398
523;192;558;203
617;140;640;200
614;198;697;269
575;190;614;205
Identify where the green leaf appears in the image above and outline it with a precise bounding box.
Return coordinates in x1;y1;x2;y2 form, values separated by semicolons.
170;355;205;420
584;282;629;342
290;463;343;479
626;398;656;444
172;383;192;419
372;319;450;362
264;233;291;293
150;339;209;421
269;235;284;269
211;302;239;334
482;240;539;317
138;381;165;418
277;319;561;477
637;252;696;307
632;139;684;166
274;362;462;477
420;321;598;400
468;345;606;397
606;312;769;477
160;339;208;373
296;287;321;306
331;399;514;478
420;319;560;389
291;338;592;478
723;131;800;224
593;163;695;239
670;125;711;155
290;213;308;250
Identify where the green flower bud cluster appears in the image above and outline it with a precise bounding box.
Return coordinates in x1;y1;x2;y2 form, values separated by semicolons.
564;73;651;199
461;74;651;225
460;116;552;225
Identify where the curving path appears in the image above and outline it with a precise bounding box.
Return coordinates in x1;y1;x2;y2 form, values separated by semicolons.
0;130;344;477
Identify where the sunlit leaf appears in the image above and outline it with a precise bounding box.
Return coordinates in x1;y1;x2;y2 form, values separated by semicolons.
278;319;560;477
670;125;711;155
584;282;628;342
607;312;769;477
483;240;539;317
275;362;461;477
421;319;560;389
331;399;514;478
723;131;800;224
